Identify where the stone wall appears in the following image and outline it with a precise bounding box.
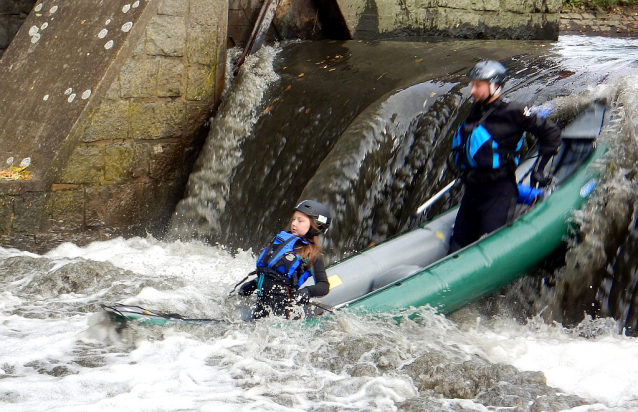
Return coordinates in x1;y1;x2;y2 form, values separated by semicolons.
324;0;562;40
0;0;36;57
0;0;227;252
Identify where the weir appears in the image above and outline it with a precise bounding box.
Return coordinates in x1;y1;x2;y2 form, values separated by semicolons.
2;0;638;334
0;0;562;253
169;37;638;333
1;10;638;406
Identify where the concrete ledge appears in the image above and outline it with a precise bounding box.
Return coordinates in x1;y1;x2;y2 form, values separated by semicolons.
560;5;638;37
329;0;561;40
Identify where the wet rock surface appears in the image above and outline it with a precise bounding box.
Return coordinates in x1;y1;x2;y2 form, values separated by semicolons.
400;352;587;411
560;5;638;37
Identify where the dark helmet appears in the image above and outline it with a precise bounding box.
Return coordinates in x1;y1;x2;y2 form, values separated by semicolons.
467;60;507;86
294;200;331;236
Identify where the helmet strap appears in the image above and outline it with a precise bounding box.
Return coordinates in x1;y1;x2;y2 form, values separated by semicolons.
488;83;502;98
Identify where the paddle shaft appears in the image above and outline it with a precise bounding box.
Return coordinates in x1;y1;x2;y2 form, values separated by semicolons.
416;179;458;214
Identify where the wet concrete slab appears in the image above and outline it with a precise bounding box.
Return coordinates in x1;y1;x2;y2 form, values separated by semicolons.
0;0;155;183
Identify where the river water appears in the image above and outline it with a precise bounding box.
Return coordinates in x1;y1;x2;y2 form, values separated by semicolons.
2;35;638;411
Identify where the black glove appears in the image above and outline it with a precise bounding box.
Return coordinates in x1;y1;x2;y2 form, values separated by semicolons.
294;288;310;306
238;280;257;296
530;170;550;188
530;155;552;188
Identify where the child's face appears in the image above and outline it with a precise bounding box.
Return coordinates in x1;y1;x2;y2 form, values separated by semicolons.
291;211;311;237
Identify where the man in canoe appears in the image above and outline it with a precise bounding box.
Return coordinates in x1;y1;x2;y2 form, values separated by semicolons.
449;60;562;253
237;200;331;319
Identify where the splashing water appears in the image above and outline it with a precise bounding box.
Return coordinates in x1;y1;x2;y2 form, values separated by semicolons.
168;46;282;244
1;237;638;411
2;36;638;411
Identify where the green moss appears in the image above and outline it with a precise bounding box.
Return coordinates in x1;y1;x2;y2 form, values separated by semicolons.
563;0;638;10
186;64;217;101
104;144;135;183
61;145;104;184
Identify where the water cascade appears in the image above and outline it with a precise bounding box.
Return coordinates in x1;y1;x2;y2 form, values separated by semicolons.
2;36;638;411
169;37;638;334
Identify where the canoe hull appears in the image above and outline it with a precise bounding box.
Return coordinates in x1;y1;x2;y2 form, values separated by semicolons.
101;103;608;324
345;142;605;315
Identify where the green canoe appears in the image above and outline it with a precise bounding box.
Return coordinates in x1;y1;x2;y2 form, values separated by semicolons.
102;103;608;325
314;102;608;316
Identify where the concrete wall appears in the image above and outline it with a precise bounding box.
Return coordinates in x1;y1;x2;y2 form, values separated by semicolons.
226;0;562;44
227;0;323;48
322;0;562;40
0;0;227;252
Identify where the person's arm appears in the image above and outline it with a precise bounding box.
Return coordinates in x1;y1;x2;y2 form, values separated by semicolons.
238;278;257;296
519;104;562;156
518;105;562;187
299;256;329;298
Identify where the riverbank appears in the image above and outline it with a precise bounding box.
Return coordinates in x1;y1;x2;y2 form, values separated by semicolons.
560;4;638;37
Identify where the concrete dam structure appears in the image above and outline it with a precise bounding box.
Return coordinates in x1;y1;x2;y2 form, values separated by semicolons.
0;0;562;252
0;0;227;252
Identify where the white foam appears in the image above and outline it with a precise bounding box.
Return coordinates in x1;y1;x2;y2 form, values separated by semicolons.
1;237;638;411
461;318;638;408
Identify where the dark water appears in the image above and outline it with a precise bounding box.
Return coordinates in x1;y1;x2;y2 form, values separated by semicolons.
170;38;560;252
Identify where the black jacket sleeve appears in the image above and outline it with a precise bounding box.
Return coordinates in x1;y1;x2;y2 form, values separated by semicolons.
469;99;562;157
510;101;562;156
304;256;330;297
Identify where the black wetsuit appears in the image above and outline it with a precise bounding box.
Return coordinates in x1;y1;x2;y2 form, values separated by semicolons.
241;254;329;319
449;97;562;253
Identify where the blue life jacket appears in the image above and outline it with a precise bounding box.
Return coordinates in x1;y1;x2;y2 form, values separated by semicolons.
255;231;312;293
453;124;524;170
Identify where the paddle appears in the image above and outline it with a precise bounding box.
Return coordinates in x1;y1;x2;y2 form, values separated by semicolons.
415;179;458;215
101;304;222;324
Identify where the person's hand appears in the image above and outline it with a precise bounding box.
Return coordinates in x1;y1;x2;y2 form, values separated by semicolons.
238;280;256;296
531;155;552;188
530;170;550;188
294;288;310;305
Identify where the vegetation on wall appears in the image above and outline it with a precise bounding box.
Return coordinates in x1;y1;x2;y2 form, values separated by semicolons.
563;0;638;10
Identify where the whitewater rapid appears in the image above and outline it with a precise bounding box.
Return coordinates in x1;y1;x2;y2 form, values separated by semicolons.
1;236;638;411
3;34;638;411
